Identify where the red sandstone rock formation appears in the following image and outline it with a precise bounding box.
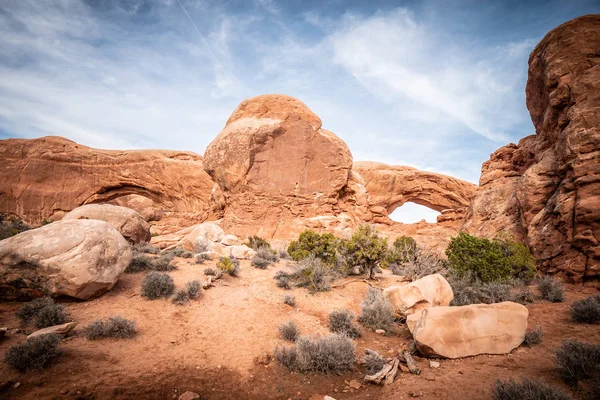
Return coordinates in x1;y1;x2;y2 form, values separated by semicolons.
0;136;215;225
202;94;374;238
464;15;600;281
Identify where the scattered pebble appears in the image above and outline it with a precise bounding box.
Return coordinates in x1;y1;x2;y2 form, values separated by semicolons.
375;329;386;334
14;382;21;389
429;360;440;368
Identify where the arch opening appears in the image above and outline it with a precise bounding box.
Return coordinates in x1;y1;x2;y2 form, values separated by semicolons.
389;202;440;224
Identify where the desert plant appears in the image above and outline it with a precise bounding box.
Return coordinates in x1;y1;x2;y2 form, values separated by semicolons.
217;257;240;277
83;316;137;339
447;271;530;306
555;339;600;384
186;280;201;299
141;272;175;299
358;287;395;331
164;248;187;257
279;320;300;342
179;251;194;259
275;270;292;289
0;213;31;240
252;256;271;269
446;232;536;283
291;256;337;292
538;276;565;302
493;378;572;400
245;236;271;250
171;289;190;305
16;297;69;329
287;230;341;265
204;267;218;275
389;242;443;281
363;351;386;375
274;345;298;371
570;295;600;324
512;286;535;305
294;334;356;374
341;225;388;279
328;310;361;338
522;328;543;347
132;242;160;254
3;334;61;371
283;295;296;307
278;249;290;259
195;253;211;264
126;253;154;272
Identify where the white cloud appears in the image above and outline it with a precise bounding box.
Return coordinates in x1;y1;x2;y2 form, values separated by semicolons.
328;8;534;142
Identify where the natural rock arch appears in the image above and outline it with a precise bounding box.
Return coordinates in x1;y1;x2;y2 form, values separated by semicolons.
352;161;477;219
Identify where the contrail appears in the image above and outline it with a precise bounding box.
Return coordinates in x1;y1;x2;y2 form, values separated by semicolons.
175;0;224;69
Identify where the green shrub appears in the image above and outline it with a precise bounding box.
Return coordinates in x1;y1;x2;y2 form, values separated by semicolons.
245;236;271;250
538;276;565;302
341;225;388;279
171;289;190;305
445;232;536;283
283;295;296;307
522;328;543;347
83;316;136;339
328;310;361;338
555;339;600;384
217;257;239;277
186;280;201;299
16;297;69;329
570;295;600;324
358;288;395;331
126;253;175;273
493;378;572;400
279;321;300;342
252;245;278;269
3;334;61;371
288;230;340;265
387;236;417;265
141;272;175;299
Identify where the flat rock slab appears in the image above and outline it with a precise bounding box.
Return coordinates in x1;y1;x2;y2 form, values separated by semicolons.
28;322;77;339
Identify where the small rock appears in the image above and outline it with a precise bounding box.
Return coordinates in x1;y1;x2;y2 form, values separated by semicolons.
60;389;68;394
178;391;200;400
325;396;338;400
399;364;411;373
408;392;421;398
346;379;361;390
0;327;6;339
429;360;440;369
11;329;20;335
14;382;21;389
28;322;77;339
375;329;386;335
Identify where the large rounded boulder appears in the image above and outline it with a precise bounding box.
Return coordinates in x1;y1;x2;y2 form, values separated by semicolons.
203;94;356;238
63;203;151;244
0;219;132;301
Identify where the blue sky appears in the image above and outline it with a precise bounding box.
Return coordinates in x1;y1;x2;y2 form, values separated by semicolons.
1;1;598;222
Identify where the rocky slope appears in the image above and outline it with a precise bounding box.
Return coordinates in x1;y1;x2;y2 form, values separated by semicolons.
464;14;600;281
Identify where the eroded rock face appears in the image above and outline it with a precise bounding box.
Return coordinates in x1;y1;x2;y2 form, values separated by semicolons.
406;302;528;359
384;274;454;316
203;94;369;238
0;136;215;225
63;204;151;244
463;15;600;281
0;219;131;301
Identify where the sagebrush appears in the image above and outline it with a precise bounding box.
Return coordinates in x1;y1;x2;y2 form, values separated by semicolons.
538;276;565;303
358;287;395;331
522;328;543;347
555;339;600;384
4;334;61;371
328;310;361;338
276;334;356;374
141;272;175;299
493;378;572;400
83;316;137;339
16;297;69;329
279;321;300;342
570;295;600;324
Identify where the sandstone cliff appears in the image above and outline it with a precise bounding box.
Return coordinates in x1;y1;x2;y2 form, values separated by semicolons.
464;15;600;281
0;136;215;225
